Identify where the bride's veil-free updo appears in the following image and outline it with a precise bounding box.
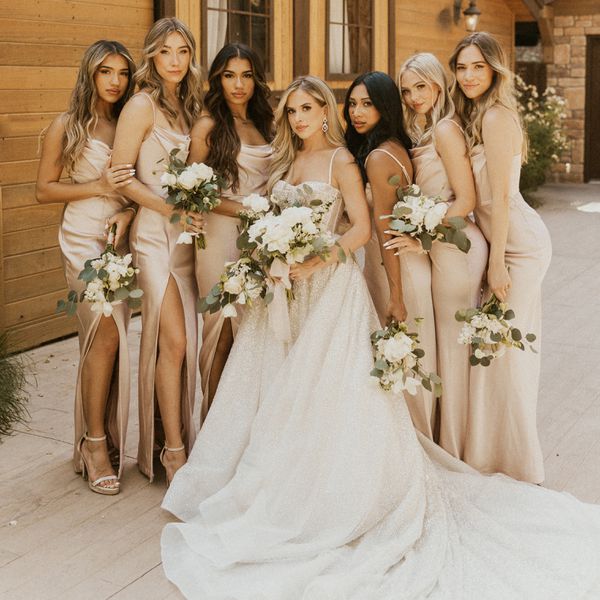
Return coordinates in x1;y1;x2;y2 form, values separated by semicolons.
399;53;455;147
267;76;345;193
134;17;203;129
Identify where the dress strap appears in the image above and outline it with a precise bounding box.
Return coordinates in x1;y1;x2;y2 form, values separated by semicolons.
436;117;464;135
137;91;156;126
365;148;412;185
328;147;343;185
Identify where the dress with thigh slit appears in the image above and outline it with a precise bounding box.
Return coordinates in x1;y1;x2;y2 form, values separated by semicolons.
128;93;198;480
58;138;131;476
195;143;272;421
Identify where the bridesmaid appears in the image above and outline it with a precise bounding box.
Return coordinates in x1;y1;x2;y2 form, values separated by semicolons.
449;32;552;483
111;18;203;484
393;53;488;460
36;41;136;494
189;43;273;418
344;71;436;440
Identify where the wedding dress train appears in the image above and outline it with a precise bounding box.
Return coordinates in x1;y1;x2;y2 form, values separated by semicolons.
161;180;600;600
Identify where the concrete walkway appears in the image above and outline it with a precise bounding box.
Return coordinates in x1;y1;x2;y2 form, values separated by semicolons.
1;183;599;599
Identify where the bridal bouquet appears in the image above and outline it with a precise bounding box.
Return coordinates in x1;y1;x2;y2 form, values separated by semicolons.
370;320;442;397
198;256;270;319
160;148;223;249
56;225;143;318
383;181;471;253
455;295;537;366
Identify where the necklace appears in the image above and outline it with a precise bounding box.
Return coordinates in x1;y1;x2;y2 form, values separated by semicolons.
233;115;251;125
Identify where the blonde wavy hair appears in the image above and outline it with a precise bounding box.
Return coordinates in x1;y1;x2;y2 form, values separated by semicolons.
134;17;202;128
449;32;527;159
399;52;455;147
61;40;135;174
267;76;345;192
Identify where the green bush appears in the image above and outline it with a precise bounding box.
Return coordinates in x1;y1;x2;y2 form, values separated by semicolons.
0;332;30;439
516;75;569;204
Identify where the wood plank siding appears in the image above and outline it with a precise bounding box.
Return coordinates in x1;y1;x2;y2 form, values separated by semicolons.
0;0;154;350
1;0;525;350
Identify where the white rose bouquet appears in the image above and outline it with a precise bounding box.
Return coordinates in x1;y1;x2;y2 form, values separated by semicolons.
198;256;270;319
56;224;143;318
159;147;223;249
455;294;537;366
383;181;471;253
370;320;442;397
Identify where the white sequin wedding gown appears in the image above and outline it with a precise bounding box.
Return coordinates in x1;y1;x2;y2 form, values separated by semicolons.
161;179;600;600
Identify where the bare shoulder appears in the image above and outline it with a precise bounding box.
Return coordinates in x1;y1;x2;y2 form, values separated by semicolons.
482;104;517;131
122;93;154;119
434;118;466;151
332;145;355;167
365;141;410;174
45;112;68;138
190;113;216;139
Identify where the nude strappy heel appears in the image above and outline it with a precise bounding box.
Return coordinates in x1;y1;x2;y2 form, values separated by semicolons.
78;434;120;496
160;444;186;488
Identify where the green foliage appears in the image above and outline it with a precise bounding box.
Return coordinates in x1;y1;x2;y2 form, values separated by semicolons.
515;75;569;204
0;332;30;439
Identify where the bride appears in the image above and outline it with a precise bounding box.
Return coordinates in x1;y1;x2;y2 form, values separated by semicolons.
161;76;600;600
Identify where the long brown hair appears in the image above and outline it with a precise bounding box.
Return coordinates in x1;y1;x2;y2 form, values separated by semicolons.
204;43;273;192
449;32;527;159
62;40;135;174
134;17;202;129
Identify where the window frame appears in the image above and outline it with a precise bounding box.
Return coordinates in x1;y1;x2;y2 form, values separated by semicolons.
201;0;275;79
325;0;375;82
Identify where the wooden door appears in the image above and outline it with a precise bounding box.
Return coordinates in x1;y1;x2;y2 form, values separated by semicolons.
585;36;600;181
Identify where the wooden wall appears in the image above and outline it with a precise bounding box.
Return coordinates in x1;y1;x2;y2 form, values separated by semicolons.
0;0;153;350
392;0;516;76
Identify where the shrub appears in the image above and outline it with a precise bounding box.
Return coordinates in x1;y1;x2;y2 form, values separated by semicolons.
0;332;30;439
515;75;569;204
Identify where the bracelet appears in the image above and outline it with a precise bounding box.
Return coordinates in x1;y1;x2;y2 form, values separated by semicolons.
122;206;137;215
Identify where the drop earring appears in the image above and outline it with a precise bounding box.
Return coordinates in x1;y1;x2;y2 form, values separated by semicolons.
322;117;329;133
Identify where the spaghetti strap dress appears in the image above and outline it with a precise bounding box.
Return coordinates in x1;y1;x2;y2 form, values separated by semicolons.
362;147;437;439
411;119;488;460
59;138;131;477
195;143;272;421
128;92;198;481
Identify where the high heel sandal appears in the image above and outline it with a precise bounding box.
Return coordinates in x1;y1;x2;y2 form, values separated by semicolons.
78;434;120;496
160;444;186;488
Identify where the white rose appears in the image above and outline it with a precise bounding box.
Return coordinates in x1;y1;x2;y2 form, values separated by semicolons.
424;202;448;231
189;162;214;181
279;206;313;227
242;193;270;213
378;334;413;363
177;231;195;245
223;275;243;295
160;172;177;187
222;304;238;318
177;169;199;190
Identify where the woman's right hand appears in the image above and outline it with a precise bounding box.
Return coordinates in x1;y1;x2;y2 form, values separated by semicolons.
99;164;135;193
177;210;206;235
386;298;408;324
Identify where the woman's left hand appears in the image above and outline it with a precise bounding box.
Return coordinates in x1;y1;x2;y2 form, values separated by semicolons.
383;231;423;255
106;208;136;247
289;256;326;281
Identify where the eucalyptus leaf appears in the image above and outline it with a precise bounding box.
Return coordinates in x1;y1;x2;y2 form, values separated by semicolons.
113;287;130;301
129;288;144;299
469;354;480;366
388;174;402;187
525;333;536;342
511;328;522;341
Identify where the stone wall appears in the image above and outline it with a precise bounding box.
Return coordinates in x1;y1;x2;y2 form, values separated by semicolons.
547;12;600;182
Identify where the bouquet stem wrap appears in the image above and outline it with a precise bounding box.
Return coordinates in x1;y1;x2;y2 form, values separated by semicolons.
267;258;292;342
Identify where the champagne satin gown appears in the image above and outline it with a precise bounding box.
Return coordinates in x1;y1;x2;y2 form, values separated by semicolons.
362;148;437;439
411;120;488;460
129;93;198;480
58;138;131;476
468;143;552;483
196;143;272;421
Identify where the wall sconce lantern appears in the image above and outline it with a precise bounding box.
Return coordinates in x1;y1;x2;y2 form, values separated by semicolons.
454;0;482;32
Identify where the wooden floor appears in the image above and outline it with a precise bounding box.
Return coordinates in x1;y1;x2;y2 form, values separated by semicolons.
1;183;599;599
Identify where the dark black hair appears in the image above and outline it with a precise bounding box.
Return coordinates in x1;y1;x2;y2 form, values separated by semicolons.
343;71;412;184
204;43;274;192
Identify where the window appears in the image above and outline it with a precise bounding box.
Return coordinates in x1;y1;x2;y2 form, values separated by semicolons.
204;0;273;74
327;0;373;78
